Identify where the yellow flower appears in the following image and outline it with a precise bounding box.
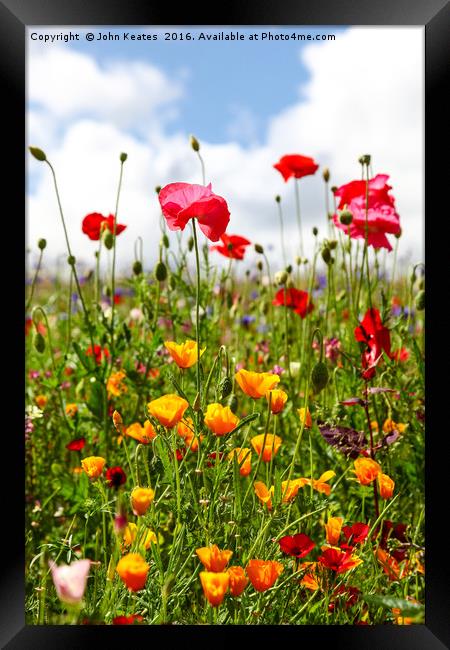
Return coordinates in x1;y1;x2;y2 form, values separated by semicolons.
250;433;282;462
131;487;155;516
81;456;105;479
382;418;408;434
234;369;280;399
297;407;312;428
378;473;395;499
106;370;127;397
164;339;205;369
196;545;233;572
147;394;189;429
324;517;344;546
266;389;288;414
228;448;252;476
298;471;335;496
65;403;78;417
199;571;229;607
280;479;303;503
126;420;157;444
353;457;381;486
116;553;149;591
204;403;240;436
35;394;48;409
122;523;157;550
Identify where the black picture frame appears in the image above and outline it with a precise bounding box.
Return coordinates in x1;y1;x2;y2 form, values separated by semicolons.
3;0;449;647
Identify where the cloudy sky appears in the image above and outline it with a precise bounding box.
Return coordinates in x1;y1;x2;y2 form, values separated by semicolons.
26;26;424;274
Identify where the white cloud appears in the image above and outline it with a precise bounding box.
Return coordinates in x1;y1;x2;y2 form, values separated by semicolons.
27;27;424;277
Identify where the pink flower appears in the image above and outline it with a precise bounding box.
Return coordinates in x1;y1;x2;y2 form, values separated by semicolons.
49;559;91;605
158;182;230;242
333;174;400;251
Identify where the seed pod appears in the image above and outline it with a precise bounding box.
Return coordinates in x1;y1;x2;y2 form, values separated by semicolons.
33;331;46;354
311;361;329;393
219;376;233;400
415;290;425;311
154;261;167;282
29;146;46;161
339;210;353;226
133;260;143;276
38;238;47;250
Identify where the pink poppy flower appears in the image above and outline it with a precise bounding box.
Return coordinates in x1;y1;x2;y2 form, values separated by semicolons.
49;559;91;605
158;182;230;242
333;174;400;251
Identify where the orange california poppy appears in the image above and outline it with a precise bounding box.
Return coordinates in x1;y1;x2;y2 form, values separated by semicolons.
235;369;280;399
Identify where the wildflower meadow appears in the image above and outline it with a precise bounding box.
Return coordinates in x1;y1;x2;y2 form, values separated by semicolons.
25;140;425;626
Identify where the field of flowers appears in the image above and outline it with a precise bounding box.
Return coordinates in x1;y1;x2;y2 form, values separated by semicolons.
25;140;425;626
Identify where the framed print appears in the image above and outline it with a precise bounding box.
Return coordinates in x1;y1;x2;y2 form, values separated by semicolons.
1;0;449;647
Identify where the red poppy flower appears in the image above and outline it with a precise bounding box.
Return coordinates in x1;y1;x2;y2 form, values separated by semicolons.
211;233;251;260
86;345;110;365
273;154;319;182
341;523;370;548
332;174;400;251
66;437;86;451
392;347;409;362
82;213;127;241
158;182;230;242
279;533;315;559
318;547;362;574
105;466;126;489
378;520;408;548
354;308;392;378
272;288;313;318
112;614;144;625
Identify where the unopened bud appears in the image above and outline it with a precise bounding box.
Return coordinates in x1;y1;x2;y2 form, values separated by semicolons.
415;290;425;311
190;135;200;152
112;410;124;433
162;234;170;248
339;210;353;226
254;243;264;254
328;240;337;250
286;264;293;274
227;393;238;414
312;227;318;237
219;376;233;400
33;331;46;354
321;247;331;265
331;186;338;194
256;260;263;271
361;154;371;166
410;272;417;286
120;152;128;162
38;238;47;250
155;185;161;194
188;237;194;252
29;146;46;162
193;392;201;412
132;260;143;276
67;255;76;266
103;230;114;250
274;270;288;285
275;195;281;203
154;261;167;282
394;228;402;239
169;275;176;290
322;167;330;182
311;361;329;393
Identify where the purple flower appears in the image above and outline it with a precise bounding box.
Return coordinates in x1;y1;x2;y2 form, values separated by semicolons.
271;365;285;376
240;315;256;327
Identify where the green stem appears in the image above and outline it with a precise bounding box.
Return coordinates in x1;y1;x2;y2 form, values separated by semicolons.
109;159;126;367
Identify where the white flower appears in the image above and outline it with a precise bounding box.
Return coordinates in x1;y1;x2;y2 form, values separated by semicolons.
25;405;44;420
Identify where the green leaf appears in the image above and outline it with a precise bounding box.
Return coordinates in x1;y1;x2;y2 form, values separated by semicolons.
362;594;424;618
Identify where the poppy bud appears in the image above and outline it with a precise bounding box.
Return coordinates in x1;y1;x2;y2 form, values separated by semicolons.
275;195;281;203
322;167;330;182
67;255;76;266
227;393;238;414
162;234;170;248
410;272;416;285
104;285;112;298
331;186;338;194
418;279;424;290
38;238;47;250
361;154;371;166
33;331;46;354
219;376;233;400
103;230;114;250
311;361;329;393
120;152;128;162
394;228;402;239
190;135;200;152
254;244;264;254
257;261;263;271
312;227;318;236
154;261;167;282
415;290;425;311
358;156;364;165
339;210;353;225
133;260;143;276
274;270;288;285
29;146;46;161
170;275;176;290
155;185;161;194
321;247;331;265
188;237;194;252
285;264;293;274
328;240;337;250
295;256;302;266
193;392;201;412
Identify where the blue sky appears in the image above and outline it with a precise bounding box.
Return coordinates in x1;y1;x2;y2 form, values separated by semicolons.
27;26;423;269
